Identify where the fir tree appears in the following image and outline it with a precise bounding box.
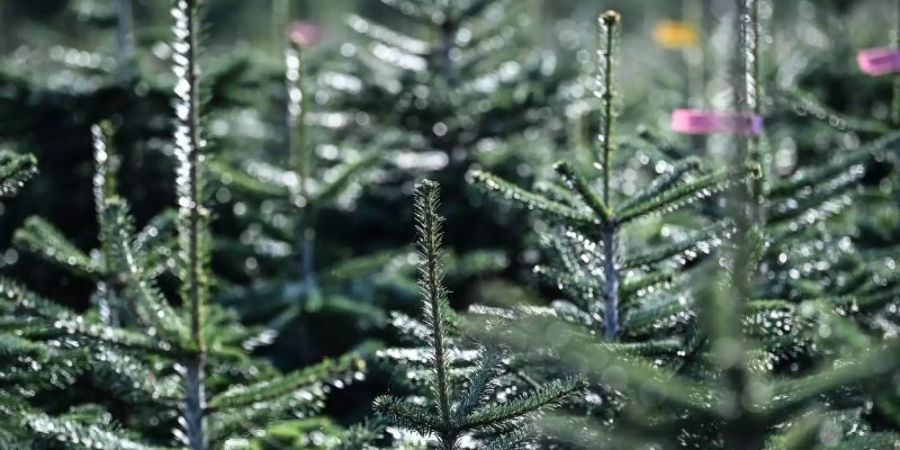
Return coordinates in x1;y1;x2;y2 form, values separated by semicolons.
467;3;900;447
316;0;576;285
208;1;402;340
374;179;583;449
0;2;365;448
469;10;756;345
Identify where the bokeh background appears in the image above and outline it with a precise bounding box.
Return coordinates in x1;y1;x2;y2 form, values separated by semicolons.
1;0;897;435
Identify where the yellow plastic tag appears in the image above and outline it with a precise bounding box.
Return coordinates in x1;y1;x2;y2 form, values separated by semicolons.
653;21;699;49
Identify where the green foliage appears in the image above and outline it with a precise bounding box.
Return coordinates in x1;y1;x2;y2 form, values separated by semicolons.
330;0;567;160
374;180;583;449
0;3;364;449
3;1;900;449
0;151;37;197
463;3;900;448
470;9;759;346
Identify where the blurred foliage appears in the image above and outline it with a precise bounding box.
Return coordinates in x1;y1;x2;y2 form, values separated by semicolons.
1;0;899;448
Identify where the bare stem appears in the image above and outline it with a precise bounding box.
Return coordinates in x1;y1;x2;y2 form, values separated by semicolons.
439;18;458;85
722;1;758;446
180;1;207;447
286;43;318;290
601;225;619;341
597;12;621;341
115;0;134;79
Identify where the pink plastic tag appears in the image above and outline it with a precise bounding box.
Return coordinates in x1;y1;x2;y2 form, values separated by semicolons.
288;21;324;48
857;48;900;76
671;109;763;135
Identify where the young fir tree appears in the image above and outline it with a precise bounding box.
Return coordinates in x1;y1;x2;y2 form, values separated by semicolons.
0;0;266;318
470;10;756;348
463;2;900;448
465;12;764;431
0;2;366;449
374;179;583;450
314;0;576;284
208;1;405;343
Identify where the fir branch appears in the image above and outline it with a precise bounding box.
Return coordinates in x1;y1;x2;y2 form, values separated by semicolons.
455;0;508;27
454;347;502;420
333;419;385;450
375;0;434;23
467;170;596;226
25;412;154;450
470;315;717;420
134;209;178;253
0;151;37;197
285;41;311;209
346;14;429;57
617;157;705;212
208;160;290;199
208;354;362;411
89;347;182;405
635;126;691;161
322;248;413;283
8;316;175;356
775;87;891;135
457;11;521;74
829;433;900;450
616;165;760;225
853;287;900;313
763;342;900;422
767;180;855;228
313;152;382;204
767;131;900;199
593;339;684;360
0;334;47;359
0;277;79;321
372;395;443;436
621;221;732;269
173;0;208;352
532;264;597;315
765;412;824;450
534;179;586;211
207;386;327;443
477;425;533;450
133;209;178;277
539;413;651;450
620;271;675;303
101;200;186;343
553;161;611;224
13;217;98;278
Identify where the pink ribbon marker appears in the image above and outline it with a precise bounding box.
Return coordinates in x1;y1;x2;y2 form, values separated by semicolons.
288;21;324;48
671;109;764;135
857;48;900;76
